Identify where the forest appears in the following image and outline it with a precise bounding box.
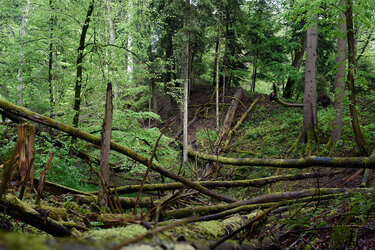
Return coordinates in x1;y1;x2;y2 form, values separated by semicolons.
0;0;375;249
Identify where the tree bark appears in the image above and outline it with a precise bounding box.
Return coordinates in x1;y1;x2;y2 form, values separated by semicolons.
331;0;347;143
188;147;375;169
182;0;190;163
89;170;342;195
215;5;221;131
18;0;31;106
48;0;55;117
0;194;71;237
72;0;95;128
99;82;113;206
165;188;354;219
0;99;236;203
345;0;368;155
301;15;318;145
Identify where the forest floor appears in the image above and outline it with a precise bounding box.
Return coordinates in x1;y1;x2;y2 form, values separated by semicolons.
1;84;375;249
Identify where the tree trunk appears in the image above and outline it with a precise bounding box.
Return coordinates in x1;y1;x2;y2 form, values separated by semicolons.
99;83;113;206
182;0;190;163
215;5;221;132
301;15;318;145
331;0;347;143
251;53;257;92
48;0;55;117
18;0;31;106
17;123;36;199
72;0;95;128
188;147;375;169
345;0;368;155
89;170;342;195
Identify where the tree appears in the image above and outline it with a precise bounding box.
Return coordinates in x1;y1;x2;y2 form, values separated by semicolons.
330;0;347;145
182;0;190;163
345;0;368;155
72;0;95;128
301;13;318;150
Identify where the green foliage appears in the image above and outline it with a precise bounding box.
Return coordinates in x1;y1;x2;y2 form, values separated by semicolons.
34;132;86;190
195;128;218;149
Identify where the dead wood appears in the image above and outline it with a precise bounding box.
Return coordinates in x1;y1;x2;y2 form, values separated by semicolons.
110;216;199;250
204;88;243;177
36;152;55;204
269;92;303;108
164;188;368;219
88;170;342;195
99;82;113;206
222;97;259;151
0;194;72;237
134;132;163;215
17;123;36;200
0;99;236;203
211;203;282;249
188;147;375;169
33;179;87;195
74;194;153;208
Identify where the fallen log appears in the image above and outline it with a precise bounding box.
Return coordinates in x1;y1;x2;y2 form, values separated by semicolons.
0;99;236;203
74;195;153;208
88;170;343;195
0;194;72;237
188;147;375;169
204;88;243;177
33;178;87;195
269;92;303;108
164;188;369;219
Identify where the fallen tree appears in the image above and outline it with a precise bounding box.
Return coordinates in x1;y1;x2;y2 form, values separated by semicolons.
0;99;236;203
164;187;368;219
88;170;343;195
188;147;375;169
0;194;72;237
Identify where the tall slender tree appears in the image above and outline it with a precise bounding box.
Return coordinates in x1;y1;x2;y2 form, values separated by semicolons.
345;0;368;155
331;0;347;144
182;0;190;163
72;0;95;128
301;13;318;149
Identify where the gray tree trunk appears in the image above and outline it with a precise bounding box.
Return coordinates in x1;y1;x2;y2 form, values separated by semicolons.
215;6;221;132
301;16;318;143
182;0;190;163
99;82;113;206
331;0;347;143
18;0;31;106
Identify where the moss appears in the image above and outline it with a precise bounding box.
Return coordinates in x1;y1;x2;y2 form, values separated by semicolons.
194;221;224;238
98;213;132;222
82;224;147;243
6;194;36;214
63;201;82;213
0;232;48;250
41;205;68;221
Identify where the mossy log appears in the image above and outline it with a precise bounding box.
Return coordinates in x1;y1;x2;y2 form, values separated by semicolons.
188;147;375;169
84;210;264;249
269;92;303;107
74;195;153;208
0;194;72;237
88;170;342;195
164;188;368;219
0;99;236;203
